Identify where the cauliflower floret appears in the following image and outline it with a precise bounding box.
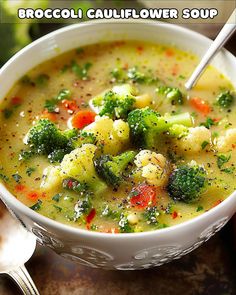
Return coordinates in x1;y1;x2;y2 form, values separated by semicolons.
40;165;62;190
216;128;236;152
177;126;211;153
60;144;107;193
134;150;168;186
84;116;129;155
60;144;97;181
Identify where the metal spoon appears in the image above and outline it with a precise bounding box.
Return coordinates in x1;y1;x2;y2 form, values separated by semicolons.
185;8;236;90
0;202;39;295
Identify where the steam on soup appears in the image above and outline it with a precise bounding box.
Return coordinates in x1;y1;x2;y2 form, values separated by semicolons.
0;41;235;233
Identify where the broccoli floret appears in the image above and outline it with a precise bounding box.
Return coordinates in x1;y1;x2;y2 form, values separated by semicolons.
167;164;207;203
127;107;193;148
69;131;96;149
216;91;234;108
60;144;107;194
26;119;68;155
156;86;183;105
94;151;136;187
91;84;136;119
48;148;70;163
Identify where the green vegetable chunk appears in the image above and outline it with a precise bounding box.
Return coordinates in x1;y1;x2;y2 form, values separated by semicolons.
156;86;183;105
91;84;136;119
26;119;68;155
94;151;136;187
217;91;234;108
127;107;193;148
167;165;207;203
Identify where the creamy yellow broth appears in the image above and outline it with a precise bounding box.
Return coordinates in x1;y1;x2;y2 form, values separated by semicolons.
0;41;235;233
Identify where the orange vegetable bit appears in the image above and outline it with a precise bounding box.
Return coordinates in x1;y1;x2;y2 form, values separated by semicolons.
130;184;157;209
105;228;119;234
41;109;57;122
61;99;78;112
172;211;178;219
15;184;26;192
27;191;40;200
190;97;211;116
165;48;174;57
71;110;96;129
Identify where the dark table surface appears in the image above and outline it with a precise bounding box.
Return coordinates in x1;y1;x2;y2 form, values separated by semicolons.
0;26;236;295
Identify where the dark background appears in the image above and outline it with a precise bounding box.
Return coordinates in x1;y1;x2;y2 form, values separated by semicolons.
0;1;236;294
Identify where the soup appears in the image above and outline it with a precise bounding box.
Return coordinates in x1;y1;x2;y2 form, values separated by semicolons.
0;41;235;233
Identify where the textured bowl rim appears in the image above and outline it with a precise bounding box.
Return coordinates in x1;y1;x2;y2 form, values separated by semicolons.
0;19;236;239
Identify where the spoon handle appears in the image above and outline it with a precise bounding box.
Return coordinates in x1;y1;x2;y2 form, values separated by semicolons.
8;265;40;295
185;9;236;90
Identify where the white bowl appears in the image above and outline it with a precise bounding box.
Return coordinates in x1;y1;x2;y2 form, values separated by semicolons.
0;20;236;270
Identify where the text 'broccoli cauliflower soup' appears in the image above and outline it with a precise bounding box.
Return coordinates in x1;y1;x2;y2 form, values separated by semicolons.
0;41;236;233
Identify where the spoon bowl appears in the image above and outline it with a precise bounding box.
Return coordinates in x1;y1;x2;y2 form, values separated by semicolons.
0;202;39;294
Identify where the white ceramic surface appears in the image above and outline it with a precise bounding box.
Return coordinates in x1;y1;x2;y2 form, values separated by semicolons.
0;20;236;270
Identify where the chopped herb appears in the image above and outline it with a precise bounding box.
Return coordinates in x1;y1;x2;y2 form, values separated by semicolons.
12;173;22;183
217;154;231;169
52;193;62;202
74;199;92;219
0;173;9;182
2;108;13;119
71;60;92;80
196;205;204;212
119;214;133;233
90;224;98;231
101;205;120;220
35;74;49;87
221;167;235;174
30;199;42;211
19;150;34;161
144;206;159;224
127;67;158;85
26;167;35;177
44;99;57;113
201;141;209;150
53;205;62;212
57;89;71;101
200;117;215;129
178;74;186;80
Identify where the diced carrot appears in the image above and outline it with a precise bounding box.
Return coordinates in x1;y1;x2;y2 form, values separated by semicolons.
71;110;96;129
15;184;26;192
130;184;157;209
11;96;22;106
27;191;39;200
165;48;174;57
41;109;57;122
190;97;211;116
172;211;178;219
61;99;78;112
